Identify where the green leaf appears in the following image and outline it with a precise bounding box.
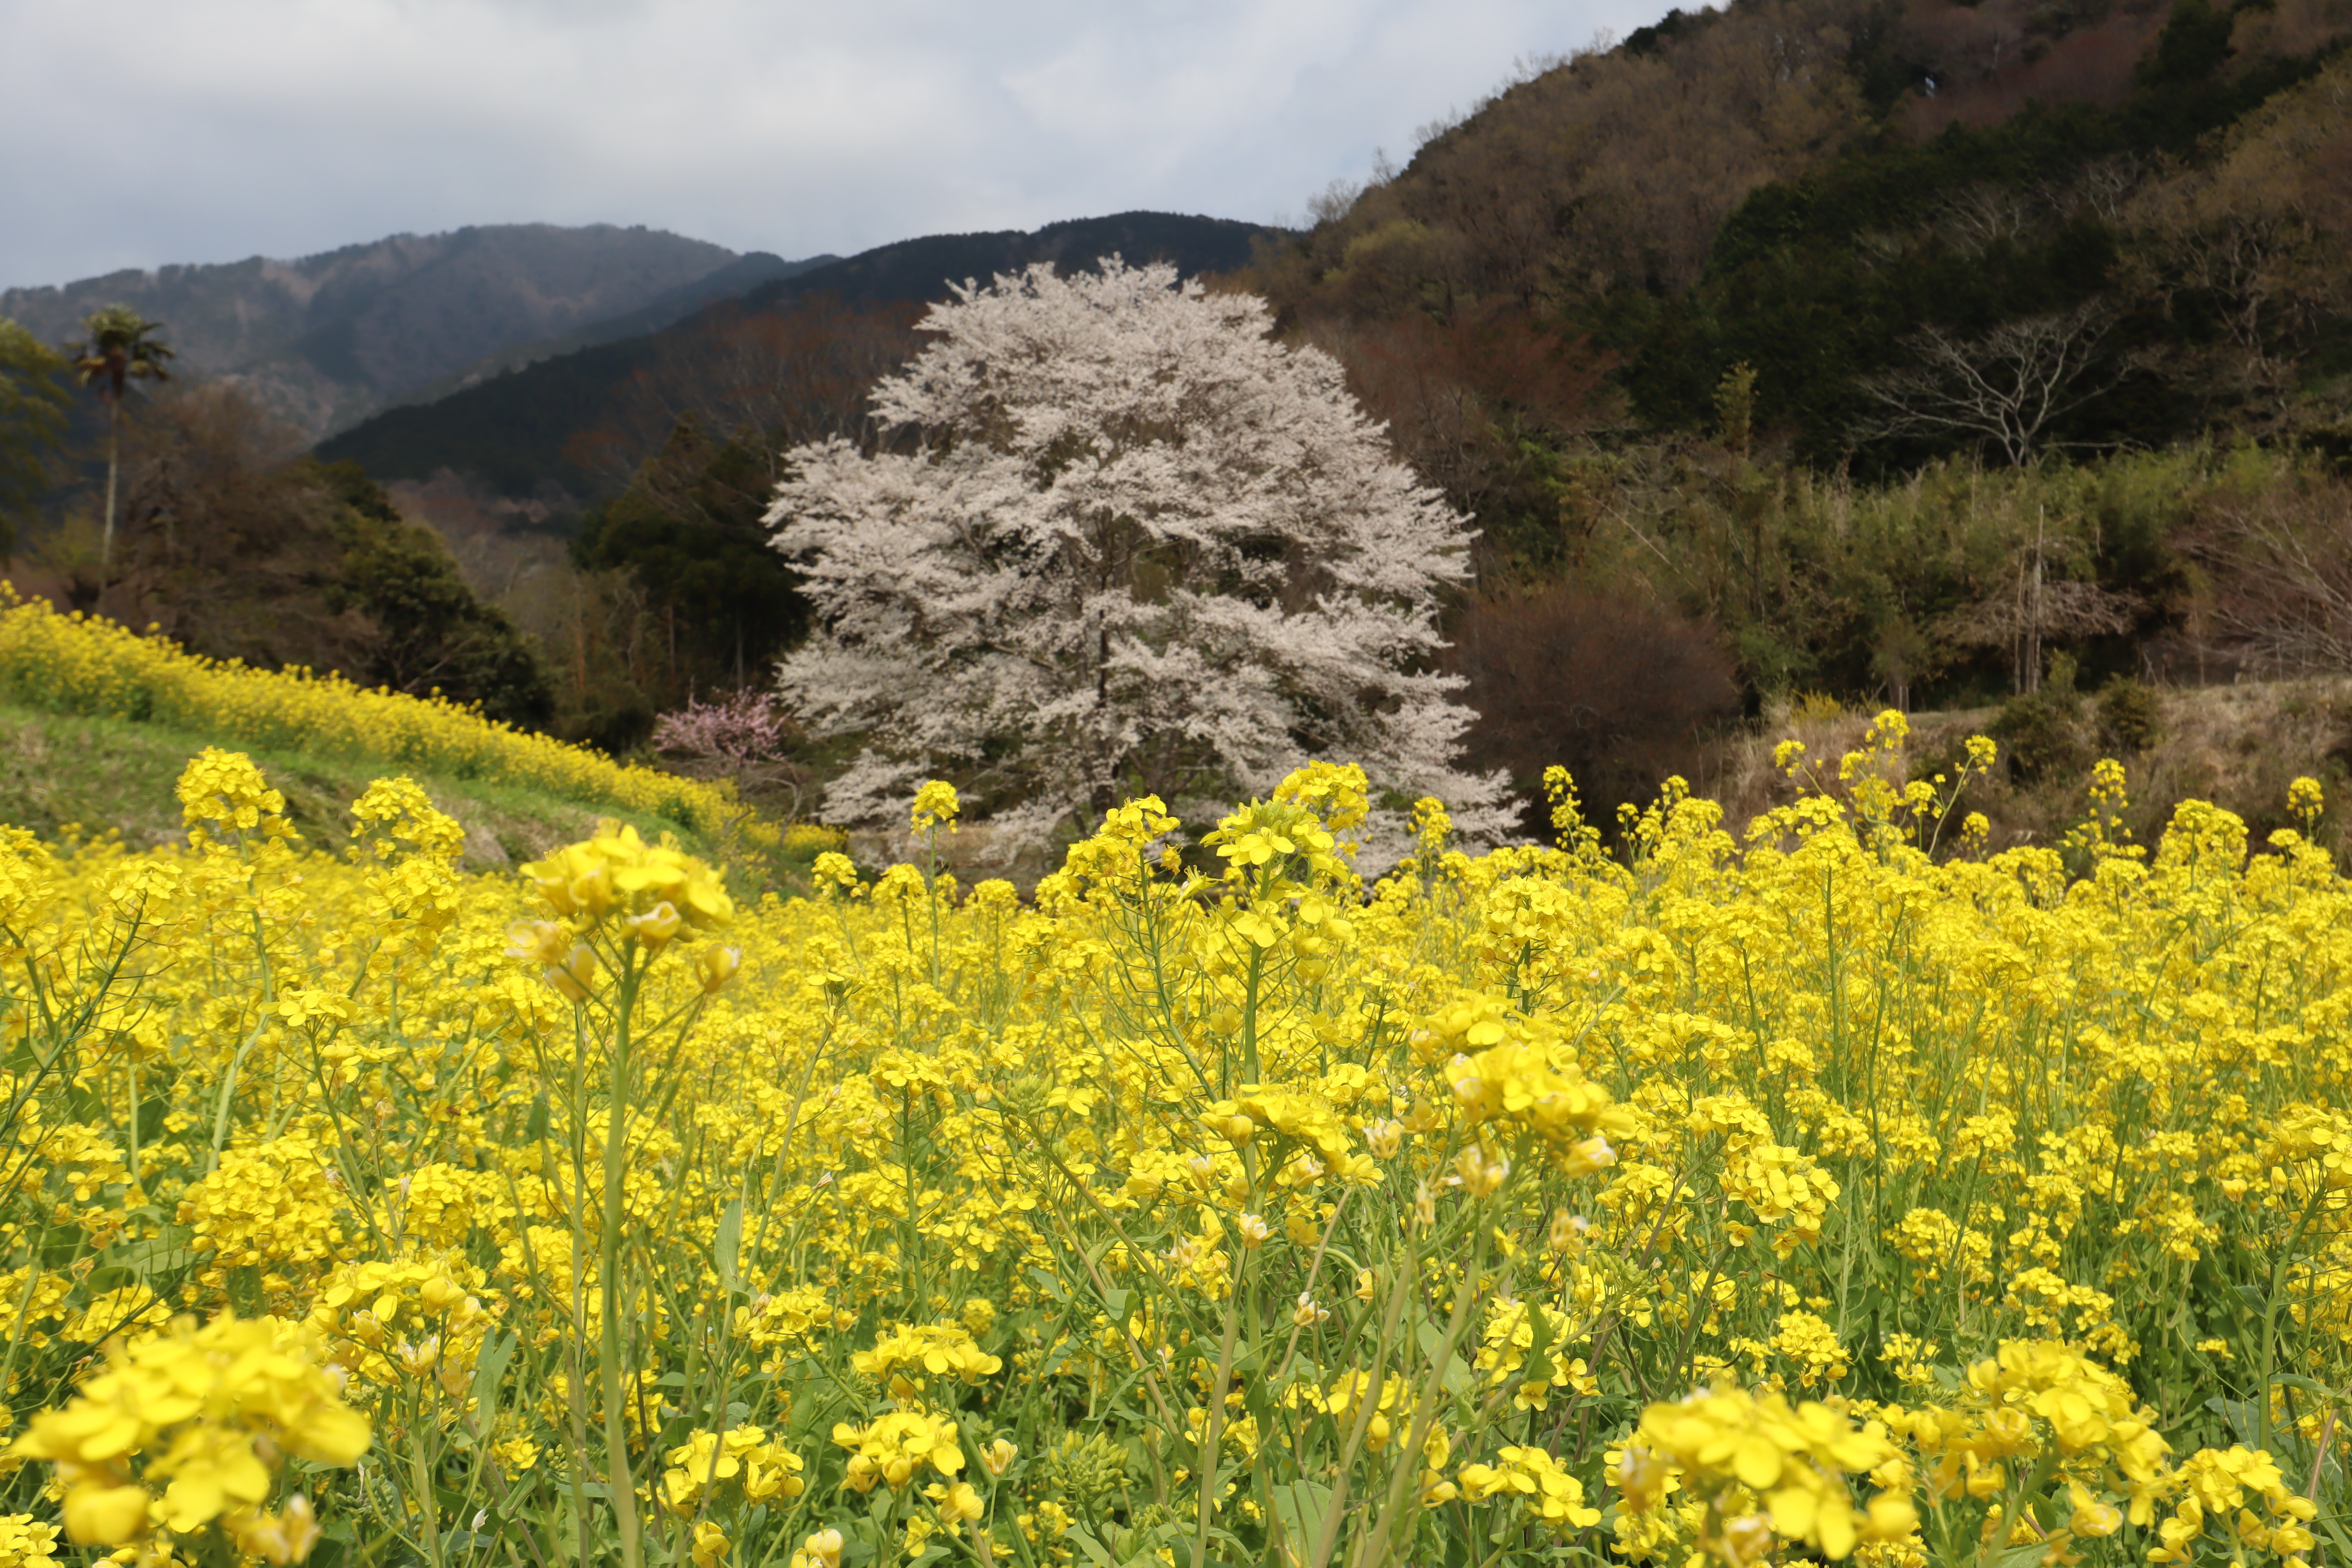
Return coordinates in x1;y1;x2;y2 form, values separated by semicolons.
1271;1480;1336;1563
1066;1524;1119;1568
227;1263;267;1317
1120;1518;1188;1568
471;1331;517;1434
716;1198;744;1294
1102;1286;1131;1322
1030;1267;1070;1302
1987;1541;2051;1568
2205;1397;2263;1446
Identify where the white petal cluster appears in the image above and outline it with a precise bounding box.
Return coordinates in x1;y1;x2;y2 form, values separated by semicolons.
768;258;1511;859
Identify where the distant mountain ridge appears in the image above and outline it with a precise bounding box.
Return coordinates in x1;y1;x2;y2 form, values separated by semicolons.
314;211;1279;501
379;248;845;416
0;224;775;440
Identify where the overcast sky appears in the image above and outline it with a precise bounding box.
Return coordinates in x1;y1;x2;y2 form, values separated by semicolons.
5;0;1670;290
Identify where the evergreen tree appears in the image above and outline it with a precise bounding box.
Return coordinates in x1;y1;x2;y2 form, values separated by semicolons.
67;306;174;577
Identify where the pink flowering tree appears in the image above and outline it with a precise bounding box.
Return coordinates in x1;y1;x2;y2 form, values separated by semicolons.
650;688;805;816
652;689;794;766
766;259;1510;857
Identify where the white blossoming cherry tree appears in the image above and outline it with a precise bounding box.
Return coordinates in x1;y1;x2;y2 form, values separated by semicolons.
766;258;1510;862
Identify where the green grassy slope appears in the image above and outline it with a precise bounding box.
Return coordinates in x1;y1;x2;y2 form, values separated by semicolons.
0;704;700;869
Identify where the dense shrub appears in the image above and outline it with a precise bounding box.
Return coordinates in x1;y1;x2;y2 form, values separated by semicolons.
2098;673;2163;751
1991;685;2090;784
1448;583;1742;826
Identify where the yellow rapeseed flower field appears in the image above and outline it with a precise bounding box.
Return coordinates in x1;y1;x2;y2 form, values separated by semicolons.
0;706;2345;1568
0;590;758;847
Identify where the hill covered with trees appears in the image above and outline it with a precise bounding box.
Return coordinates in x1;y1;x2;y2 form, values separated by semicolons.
1227;0;2352;827
313;211;1278;499
0;224;783;440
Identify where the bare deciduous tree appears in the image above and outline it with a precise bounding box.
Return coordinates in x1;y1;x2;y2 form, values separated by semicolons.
2200;491;2352;675
1854;300;2125;465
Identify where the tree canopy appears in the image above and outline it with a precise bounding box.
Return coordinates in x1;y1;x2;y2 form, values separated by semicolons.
0;319;67;546
768;260;1510;856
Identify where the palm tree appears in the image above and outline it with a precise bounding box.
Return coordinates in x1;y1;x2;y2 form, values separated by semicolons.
68;305;174;578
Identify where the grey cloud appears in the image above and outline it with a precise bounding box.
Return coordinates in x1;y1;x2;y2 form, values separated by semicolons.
3;0;1668;289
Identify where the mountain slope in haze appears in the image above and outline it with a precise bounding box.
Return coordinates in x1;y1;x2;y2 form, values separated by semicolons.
314;211;1278;501
380;248;846;416
0;225;754;440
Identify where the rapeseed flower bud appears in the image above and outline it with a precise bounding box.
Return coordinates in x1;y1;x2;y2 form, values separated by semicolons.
504;920;568;965
695;943;743;994
621;900;682;951
544;944;597;1002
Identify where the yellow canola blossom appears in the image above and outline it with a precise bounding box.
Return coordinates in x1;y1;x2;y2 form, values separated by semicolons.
832;1411;965;1491
1459;1445;1604;1530
0;726;2349;1568
1621;1385;1912;1561
0;589;757;840
661;1427;807;1513
7;1312;367;1548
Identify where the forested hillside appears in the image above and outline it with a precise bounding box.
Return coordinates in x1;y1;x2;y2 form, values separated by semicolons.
1229;0;2352;828
314;211;1276;497
0;224;759;439
1256;0;2350;490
